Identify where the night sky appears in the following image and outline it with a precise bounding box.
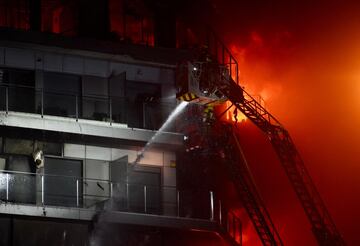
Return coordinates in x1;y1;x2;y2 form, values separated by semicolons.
188;1;360;245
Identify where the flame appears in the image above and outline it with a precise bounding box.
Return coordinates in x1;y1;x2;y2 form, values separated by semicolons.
225;101;247;123
109;0;154;45
229;31;285;105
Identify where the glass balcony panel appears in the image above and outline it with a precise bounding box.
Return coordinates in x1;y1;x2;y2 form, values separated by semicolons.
162;186;177;216
178;189;211;219
1;85;179;133
0;170;220;223
43;92;77;118
128;183;146;213
8;172;36;204
44;175;81;207
126;102;144;128
81;96;109;122
111;97;127;124
83;179;110;209
145;185;161;214
8;87;36;114
110;181;128;211
143;102;176;130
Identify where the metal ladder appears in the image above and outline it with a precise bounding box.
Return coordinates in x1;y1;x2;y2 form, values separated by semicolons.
216;75;345;246
202;28;345;244
221;123;284;246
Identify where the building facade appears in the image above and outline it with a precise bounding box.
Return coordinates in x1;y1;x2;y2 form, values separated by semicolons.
0;13;240;246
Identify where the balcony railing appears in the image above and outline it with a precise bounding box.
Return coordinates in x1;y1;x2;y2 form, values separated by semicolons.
0;170;207;217
0;84;176;131
220;204;243;245
0;169;242;244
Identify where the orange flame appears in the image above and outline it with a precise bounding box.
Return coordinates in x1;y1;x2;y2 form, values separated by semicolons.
229;31;284;106
225;101;247;123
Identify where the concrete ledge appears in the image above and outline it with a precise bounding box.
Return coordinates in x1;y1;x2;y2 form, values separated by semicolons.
0;202;217;232
0;111;183;146
100;211;218;231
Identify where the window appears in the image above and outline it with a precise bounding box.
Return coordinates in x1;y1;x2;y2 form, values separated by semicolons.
0;68;35;113
125;81;161;128
84;159;110;208
109;72;126;123
44;157;83;207
0;1;30;30
82;75;109;121
43;72;81;117
127;166;161;214
110;157;161;214
35;141;62;156
4;138;34;155
4;138;62;157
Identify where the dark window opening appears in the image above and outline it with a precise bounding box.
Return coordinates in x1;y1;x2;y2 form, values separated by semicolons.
0;68;35;113
36;141;62;156
43;72;81;117
125;81;161;129
82;75;109;121
109;72;127;124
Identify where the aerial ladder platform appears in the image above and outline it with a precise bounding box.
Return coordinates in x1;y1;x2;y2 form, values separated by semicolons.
176;33;345;245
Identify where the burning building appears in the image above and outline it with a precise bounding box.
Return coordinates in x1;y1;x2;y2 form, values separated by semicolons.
0;0;346;245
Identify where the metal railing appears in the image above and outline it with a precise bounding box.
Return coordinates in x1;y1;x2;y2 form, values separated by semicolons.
217;200;243;245
0;84;177;131
205;29;239;85
0;169;242;244
0;170;205;217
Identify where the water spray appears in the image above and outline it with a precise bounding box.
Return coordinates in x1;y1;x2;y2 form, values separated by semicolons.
132;101;189;165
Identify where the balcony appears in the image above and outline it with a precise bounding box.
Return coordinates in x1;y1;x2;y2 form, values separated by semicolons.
0;85;183;147
0;84;177;129
0;170;242;245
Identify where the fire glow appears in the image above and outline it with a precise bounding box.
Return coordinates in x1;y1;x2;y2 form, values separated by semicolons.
225;101;247;123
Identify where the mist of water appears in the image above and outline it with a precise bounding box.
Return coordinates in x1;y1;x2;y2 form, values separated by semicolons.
132;101;189;165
